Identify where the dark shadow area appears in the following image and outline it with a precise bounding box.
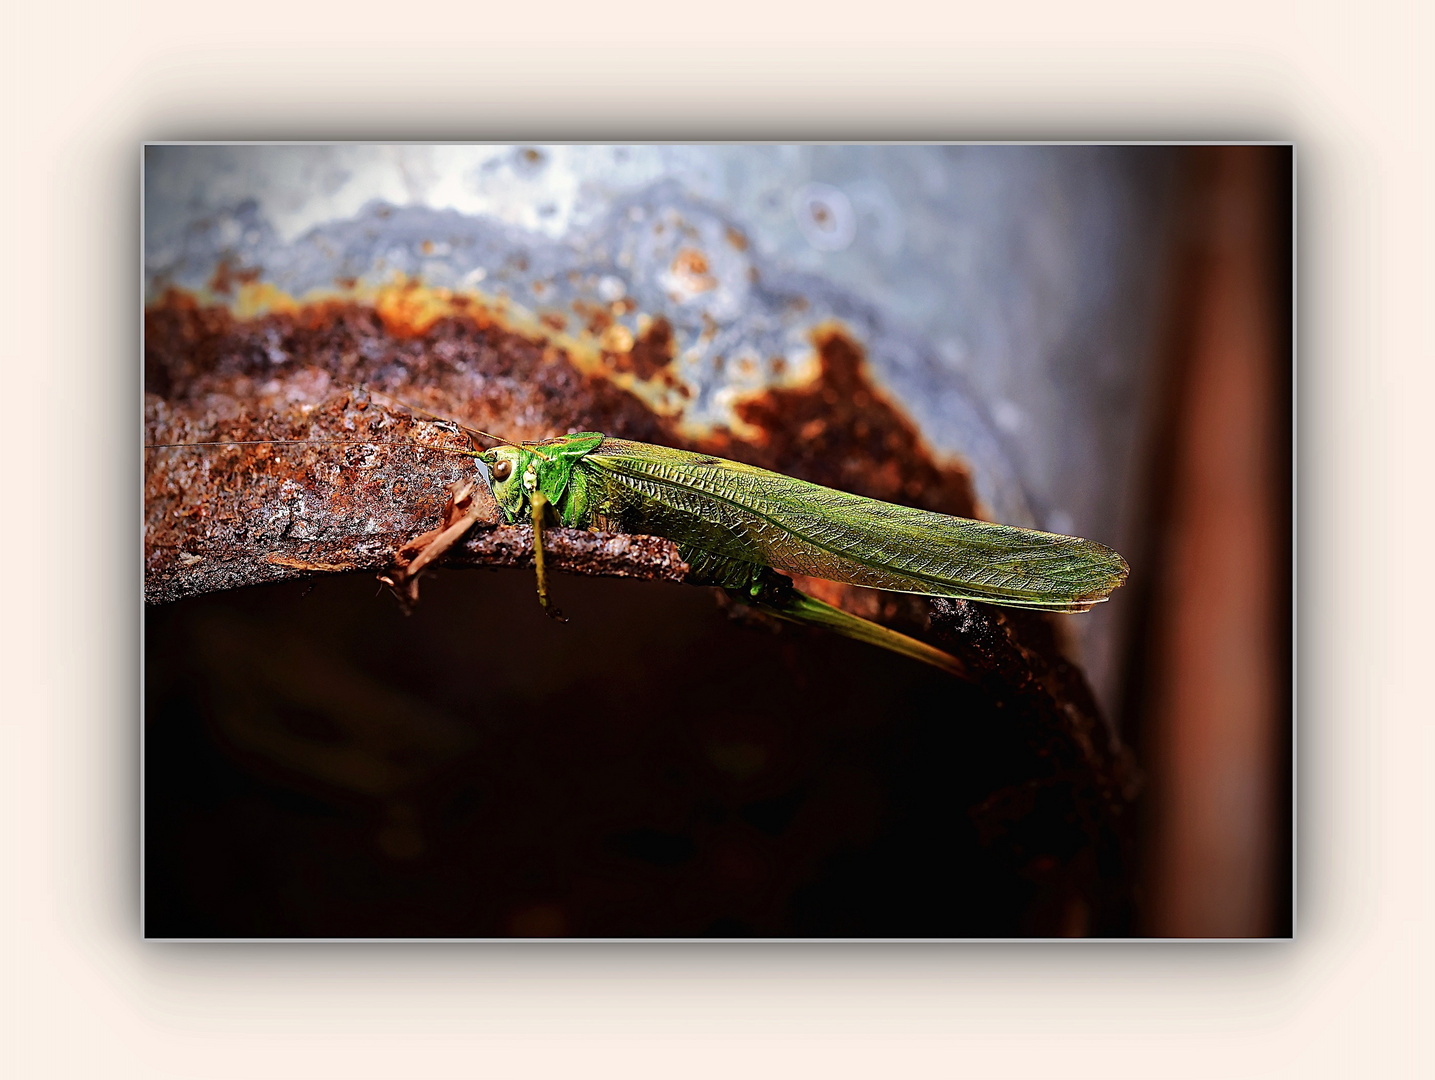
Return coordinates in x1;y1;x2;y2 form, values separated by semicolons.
145;569;1131;938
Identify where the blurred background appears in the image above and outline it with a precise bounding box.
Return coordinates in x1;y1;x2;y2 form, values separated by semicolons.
144;145;1291;937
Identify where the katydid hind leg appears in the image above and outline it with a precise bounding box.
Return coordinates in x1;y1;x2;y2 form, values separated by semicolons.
682;545;965;678
755;588;969;680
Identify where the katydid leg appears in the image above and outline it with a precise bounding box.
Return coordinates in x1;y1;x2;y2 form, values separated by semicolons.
530;491;565;621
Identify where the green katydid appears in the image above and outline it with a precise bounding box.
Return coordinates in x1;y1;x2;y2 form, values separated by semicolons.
464;430;1128;679
147;406;1128;679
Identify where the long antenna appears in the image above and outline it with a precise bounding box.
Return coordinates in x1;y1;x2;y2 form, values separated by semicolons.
144;385;526;458
352;389;558;461
362;387;513;446
144;436;485;459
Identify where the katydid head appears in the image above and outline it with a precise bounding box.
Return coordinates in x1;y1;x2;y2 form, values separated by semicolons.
480;445;530;520
478;433;605;525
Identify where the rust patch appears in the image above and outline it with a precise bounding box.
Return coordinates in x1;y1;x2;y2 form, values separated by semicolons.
665;247;717;303
572;299;613;336
208;259;235;296
712;325;978;519
207;258;263;297
374;279;480;338
602;315;675;381
145;291;673;446
670;248;715;292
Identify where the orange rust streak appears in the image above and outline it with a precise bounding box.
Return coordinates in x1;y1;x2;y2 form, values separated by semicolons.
265;554;359;573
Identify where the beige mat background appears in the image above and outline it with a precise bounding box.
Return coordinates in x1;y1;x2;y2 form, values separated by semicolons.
3;1;1428;1076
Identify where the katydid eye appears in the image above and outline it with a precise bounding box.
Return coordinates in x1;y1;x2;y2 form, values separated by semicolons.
492;459;513;481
